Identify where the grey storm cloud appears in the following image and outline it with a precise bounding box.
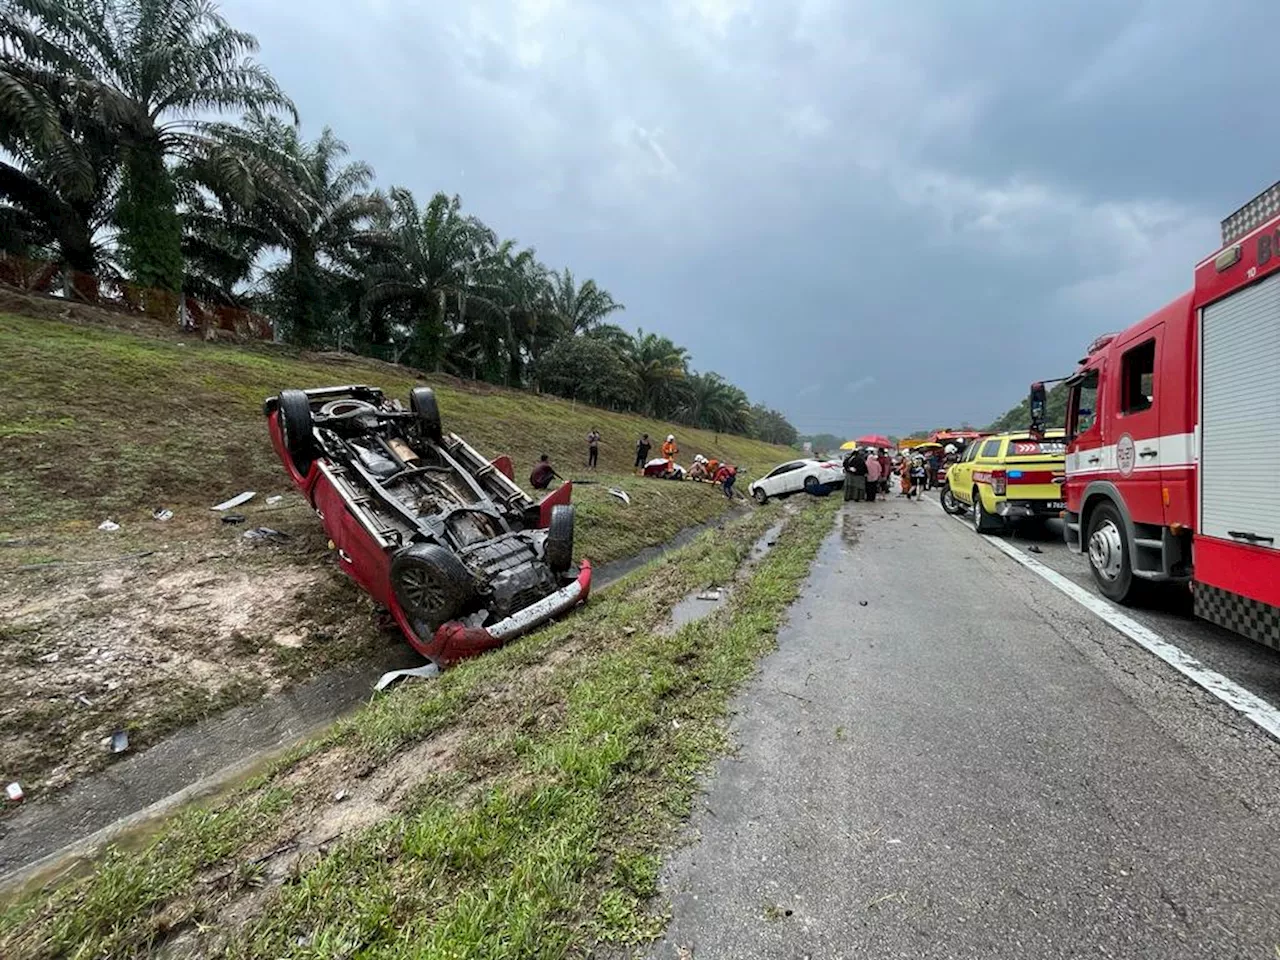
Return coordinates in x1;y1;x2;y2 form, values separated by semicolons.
223;0;1280;436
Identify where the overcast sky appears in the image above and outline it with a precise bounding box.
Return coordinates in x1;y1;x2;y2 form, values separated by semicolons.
223;0;1279;436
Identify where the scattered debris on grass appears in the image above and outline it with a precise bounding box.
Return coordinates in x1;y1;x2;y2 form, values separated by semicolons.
152;509;173;522
608;488;631;505
212;492;256;512
109;730;130;754
96;520;120;532
265;495;283;505
373;662;441;692
242;528;290;543
5;783;23;803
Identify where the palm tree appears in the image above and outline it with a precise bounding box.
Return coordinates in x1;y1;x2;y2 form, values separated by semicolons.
0;54;117;292
628;329;689;418
1;0;295;293
683;372;751;435
364;189;500;370
547;267;623;336
239;119;382;344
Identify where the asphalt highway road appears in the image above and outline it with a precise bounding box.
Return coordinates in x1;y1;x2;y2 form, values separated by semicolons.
648;496;1280;959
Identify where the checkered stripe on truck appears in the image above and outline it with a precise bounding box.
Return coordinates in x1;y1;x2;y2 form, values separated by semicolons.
1194;582;1280;650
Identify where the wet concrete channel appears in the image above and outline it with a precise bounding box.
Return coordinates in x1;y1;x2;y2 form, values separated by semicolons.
663;519;785;634
0;506;752;893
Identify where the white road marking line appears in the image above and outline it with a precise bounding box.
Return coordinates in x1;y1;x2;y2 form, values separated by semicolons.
926;498;1280;742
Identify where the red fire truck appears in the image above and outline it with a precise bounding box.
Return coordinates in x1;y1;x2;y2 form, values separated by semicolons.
1034;181;1280;649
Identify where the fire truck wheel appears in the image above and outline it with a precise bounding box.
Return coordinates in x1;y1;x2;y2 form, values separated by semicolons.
1086;501;1135;603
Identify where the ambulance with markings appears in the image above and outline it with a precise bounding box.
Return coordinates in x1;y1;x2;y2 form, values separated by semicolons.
1036;181;1280;648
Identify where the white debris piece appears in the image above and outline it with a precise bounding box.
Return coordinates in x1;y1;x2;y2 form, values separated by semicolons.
152;508;173;522
608;487;631;505
374;662;441;691
211;491;256;511
37;651;59;664
6;782;23;803
265;495;283;505
97;519;121;531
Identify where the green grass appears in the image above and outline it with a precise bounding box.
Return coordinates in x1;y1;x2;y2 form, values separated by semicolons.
0;498;838;958
0;311;793;537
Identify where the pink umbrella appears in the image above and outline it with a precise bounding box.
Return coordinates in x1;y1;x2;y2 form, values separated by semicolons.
856;434;892;449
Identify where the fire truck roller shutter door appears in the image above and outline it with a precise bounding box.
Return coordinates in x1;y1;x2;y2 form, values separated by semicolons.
1199;271;1280;550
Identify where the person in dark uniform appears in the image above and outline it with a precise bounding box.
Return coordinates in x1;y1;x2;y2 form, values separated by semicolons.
634;433;651;472
530;454;560;490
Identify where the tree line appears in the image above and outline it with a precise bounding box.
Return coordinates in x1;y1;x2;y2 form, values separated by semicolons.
0;0;797;444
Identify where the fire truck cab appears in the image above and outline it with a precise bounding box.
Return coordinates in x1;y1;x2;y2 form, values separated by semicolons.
1059;182;1280;649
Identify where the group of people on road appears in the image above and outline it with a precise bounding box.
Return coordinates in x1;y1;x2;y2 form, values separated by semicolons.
842;446;949;503
842;447;892;502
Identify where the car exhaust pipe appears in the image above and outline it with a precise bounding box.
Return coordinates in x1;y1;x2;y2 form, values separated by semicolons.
421;561;593;666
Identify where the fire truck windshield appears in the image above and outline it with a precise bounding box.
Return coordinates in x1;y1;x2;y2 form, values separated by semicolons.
1069;371;1099;436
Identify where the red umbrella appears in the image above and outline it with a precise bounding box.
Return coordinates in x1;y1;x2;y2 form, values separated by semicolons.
856;434;892;449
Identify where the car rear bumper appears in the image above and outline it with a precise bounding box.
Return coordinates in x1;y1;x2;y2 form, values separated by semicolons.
996;499;1067;519
406;561;593;666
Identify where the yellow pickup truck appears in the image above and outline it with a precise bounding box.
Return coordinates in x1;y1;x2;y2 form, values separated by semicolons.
941;431;1067;534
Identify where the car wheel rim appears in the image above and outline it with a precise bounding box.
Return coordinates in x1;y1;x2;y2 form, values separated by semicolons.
1088;519;1124;582
399;568;447;613
973;497;981;528
942;489;955;511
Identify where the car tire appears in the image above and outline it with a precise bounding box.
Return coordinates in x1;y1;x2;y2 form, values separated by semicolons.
391;543;475;628
1086;501;1137;603
803;475;820;495
940;484;963;515
545;504;575;573
972;489;1001;534
409;386;443;444
277;389;317;475
752;487;768;505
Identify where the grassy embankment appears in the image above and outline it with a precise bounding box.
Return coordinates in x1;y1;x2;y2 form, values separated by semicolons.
1;496;839;958
0;309;797;798
0;310;792;559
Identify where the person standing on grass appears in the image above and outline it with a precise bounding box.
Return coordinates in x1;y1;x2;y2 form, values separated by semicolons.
662;434;679;463
865;449;881;502
587;429;601;469
715;462;738;499
635;433;651;472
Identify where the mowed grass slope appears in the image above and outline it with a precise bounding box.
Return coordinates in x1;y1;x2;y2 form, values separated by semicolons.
0;311;795;551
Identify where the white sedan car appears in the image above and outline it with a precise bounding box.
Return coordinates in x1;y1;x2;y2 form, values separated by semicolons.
749;458;844;503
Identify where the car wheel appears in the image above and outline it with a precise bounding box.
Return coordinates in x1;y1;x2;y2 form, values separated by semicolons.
1086;501;1136;603
972;489;1001;534
940;484;963;515
277;389;317;475
391;543;475;629
752;486;768;505
545;504;575;573
409;386;443;444
803;475;820;495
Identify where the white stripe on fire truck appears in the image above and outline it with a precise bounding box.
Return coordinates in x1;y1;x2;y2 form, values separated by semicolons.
1065;432;1196;477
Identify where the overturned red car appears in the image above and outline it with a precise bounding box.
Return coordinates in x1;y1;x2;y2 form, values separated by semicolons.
264;385;590;666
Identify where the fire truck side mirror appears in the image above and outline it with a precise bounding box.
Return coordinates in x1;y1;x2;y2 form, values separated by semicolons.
1028;382;1047;438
